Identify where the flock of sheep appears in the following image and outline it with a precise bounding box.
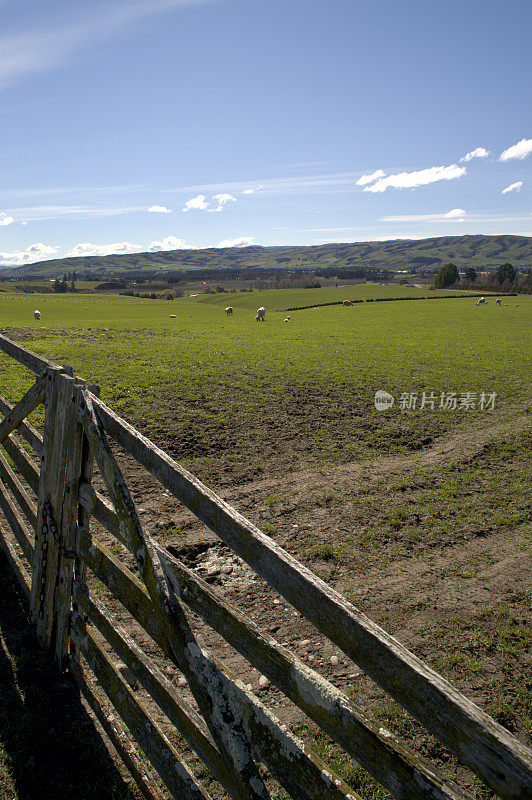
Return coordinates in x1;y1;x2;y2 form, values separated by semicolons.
31;295;520;324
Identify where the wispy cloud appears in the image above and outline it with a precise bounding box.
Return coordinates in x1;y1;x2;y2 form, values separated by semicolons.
6;204;143;222
0;212;14;226
355;169;386;186
363;164;466;193
499;138;532;161
0;0;213;90
217;236;255;248
148;204;172;213
382;208;466;222
182;194;209;212
460;147;489;162
242;185;264;194
0;242;60;266
502;181;523;194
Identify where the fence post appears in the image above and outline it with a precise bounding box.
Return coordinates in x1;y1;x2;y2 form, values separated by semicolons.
30;366;75;650
55;381;99;667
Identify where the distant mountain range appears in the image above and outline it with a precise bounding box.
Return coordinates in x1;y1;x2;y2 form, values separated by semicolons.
2;234;531;278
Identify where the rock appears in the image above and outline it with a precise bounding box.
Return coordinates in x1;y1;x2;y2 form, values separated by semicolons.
308;655;315;662
273;599;280;605
329;655;339;667
300;639;310;647
221;564;233;574
258;675;270;689
178;677;187;687
207;565;221;577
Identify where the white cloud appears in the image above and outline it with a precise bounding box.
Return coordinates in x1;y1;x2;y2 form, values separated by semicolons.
502;181;523;194
148;205;172;213
0;212;14;226
210;193;237;212
460;147;489;162
0;242;60;266
499;138;532;161
66;241;140;258
242;185;264;194
364;164;466;192
217;236;255;248
148;235;188;252
381;208;466;222
182;194;209;212
355;169;386;186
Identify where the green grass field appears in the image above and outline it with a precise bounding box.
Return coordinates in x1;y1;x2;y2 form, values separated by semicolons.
0;286;528;479
0;287;530;799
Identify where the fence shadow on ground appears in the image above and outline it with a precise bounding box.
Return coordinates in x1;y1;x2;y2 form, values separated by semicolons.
0;553;138;800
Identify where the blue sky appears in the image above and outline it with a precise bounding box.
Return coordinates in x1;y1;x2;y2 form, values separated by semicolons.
0;0;531;266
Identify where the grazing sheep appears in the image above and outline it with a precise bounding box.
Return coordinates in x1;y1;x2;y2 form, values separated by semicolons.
169;314;176;318
255;306;266;322
33;310;41;320
496;298;502;306
225;307;233;316
342;300;353;306
476;297;486;306
284;316;291;323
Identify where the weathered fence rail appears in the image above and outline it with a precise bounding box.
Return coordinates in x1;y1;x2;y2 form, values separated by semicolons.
0;332;530;800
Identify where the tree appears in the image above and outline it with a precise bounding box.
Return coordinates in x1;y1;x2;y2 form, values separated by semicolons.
494;263;516;285
435;262;459;288
464;267;477;283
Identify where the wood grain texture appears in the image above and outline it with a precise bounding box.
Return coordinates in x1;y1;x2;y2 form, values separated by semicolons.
1;434;40;493
0;375;46;447
0;333;57;376
71;613;213;800
78;389;271;800
0;476;34;563
89;393;532;800
0;392;43;456
74;578;252;800
81;493;470;800
0;450;37;529
0;520;31;599
70;654;166;800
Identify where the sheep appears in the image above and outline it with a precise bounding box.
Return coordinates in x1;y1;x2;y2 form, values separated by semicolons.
255;306;266;322
496;298;501;306
284;316;292;323
342;300;353;306
169;314;176;318
476;297;486;306
33;310;41;320
225;307;233;316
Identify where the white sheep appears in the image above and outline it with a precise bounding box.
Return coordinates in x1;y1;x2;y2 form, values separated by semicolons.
255;306;266;321
33;310;41;320
496;298;501;306
342;300;353;306
476;297;486;306
169;314;176;318
284;316;292;323
225;306;233;316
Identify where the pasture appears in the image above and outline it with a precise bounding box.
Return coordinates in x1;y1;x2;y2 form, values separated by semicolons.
0;287;530;799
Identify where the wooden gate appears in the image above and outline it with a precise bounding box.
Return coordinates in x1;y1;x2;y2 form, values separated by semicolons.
0;333;530;800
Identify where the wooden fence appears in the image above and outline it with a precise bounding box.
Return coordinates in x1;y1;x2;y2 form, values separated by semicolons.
0;332;530;800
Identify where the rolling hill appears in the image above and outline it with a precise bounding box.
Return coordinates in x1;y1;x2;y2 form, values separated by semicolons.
2;234;531;278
